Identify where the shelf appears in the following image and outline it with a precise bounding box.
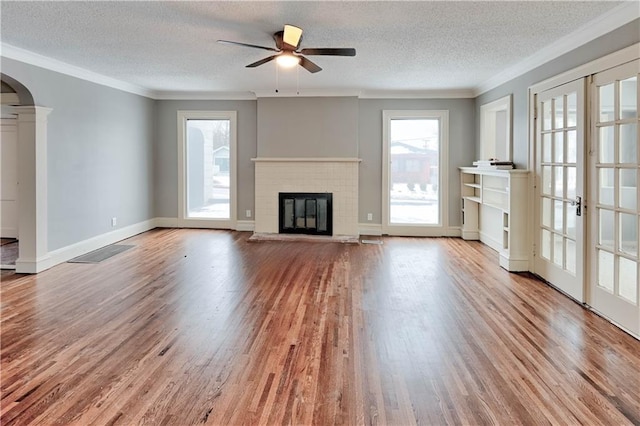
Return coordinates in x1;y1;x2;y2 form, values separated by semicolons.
483;201;506;211
460;167;529;272
483;187;508;194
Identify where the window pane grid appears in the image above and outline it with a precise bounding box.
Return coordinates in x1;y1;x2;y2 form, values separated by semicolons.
595;75;639;300
539;92;579;275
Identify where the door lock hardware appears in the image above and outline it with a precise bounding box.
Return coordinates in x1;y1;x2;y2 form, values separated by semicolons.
571;196;582;216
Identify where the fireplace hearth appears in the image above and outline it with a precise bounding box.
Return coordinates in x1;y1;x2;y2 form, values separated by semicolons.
279;193;333;236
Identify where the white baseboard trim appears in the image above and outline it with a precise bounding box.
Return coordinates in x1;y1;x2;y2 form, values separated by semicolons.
499;254;529;272
153;217;179;228
480;231;503;253
375;225;463;237
15;255;51;274
1;227;18;239
445;227;462;237
359;223;383;236
236;220;255;232
461;230;480;240
43;219;156;272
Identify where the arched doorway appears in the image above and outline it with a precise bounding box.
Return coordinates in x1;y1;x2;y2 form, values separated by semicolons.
1;74;51;273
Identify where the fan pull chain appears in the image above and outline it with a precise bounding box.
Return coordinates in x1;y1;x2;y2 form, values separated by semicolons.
296;66;300;95
275;64;279;93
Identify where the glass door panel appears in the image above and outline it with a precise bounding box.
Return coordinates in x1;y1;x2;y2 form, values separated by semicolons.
535;79;585;302
383;110;448;236
186;119;231;219
178;110;236;229
590;60;640;336
389;118;440;225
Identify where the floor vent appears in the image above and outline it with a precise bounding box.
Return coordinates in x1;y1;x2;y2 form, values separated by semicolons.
68;244;134;264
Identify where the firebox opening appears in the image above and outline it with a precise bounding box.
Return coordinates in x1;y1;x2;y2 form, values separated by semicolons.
279;193;333;236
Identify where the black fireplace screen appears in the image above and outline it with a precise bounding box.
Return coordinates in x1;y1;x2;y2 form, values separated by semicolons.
279;193;333;236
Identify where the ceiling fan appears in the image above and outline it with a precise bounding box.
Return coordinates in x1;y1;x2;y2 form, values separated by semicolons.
217;24;356;73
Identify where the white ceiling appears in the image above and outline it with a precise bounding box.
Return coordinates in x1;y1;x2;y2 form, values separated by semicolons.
0;1;636;98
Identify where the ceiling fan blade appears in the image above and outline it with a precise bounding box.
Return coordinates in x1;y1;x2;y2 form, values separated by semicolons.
299;56;322;73
298;48;356;57
217;40;279;52
246;55;279;68
283;24;303;49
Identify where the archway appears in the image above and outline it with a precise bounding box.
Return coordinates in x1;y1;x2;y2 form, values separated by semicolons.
1;73;51;273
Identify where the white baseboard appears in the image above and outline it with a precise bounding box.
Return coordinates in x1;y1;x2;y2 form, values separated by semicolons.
499;254;529;272
446;227;462;237
236;220;255;232
480;231;503;253
359;223;382;236
1;227;18;239
43;219;156;272
371;225;462;237
461;230;480;240
15;255;51;274
153;217;179;228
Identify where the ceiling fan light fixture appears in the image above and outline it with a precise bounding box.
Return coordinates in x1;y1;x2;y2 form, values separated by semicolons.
276;53;300;68
283;24;303;47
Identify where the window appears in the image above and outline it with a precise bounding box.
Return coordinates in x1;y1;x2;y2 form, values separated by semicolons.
382;110;449;236
178;111;237;228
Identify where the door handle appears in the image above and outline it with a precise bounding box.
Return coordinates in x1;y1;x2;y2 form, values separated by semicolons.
571;196;582;216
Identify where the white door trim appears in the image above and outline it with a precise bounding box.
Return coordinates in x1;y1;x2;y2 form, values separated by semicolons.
382;110;449;236
177;110;237;229
528;43;640;273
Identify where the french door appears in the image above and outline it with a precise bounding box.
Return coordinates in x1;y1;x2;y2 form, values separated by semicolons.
177;111;237;229
534;79;586;302
382;110;448;236
590;60;640;336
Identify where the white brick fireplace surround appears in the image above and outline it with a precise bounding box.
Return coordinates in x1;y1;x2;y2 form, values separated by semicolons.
253;158;360;236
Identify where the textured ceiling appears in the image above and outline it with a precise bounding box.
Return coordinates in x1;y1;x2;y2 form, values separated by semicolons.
0;1;631;96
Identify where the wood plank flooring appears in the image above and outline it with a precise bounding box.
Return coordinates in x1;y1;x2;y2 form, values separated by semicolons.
1;229;639;425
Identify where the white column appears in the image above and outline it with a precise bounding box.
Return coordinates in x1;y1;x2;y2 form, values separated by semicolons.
14;106;52;273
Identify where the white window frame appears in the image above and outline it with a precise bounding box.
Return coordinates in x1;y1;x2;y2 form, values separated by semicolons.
177;110;237;229
382;110;449;236
480;94;512;162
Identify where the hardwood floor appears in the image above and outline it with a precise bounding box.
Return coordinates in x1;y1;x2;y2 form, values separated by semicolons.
1;229;639;425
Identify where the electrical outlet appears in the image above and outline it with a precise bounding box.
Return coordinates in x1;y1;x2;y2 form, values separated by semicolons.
111;217;117;227
367;213;373;221
245;209;251;218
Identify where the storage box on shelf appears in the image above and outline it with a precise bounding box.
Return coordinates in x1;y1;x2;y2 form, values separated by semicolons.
460;167;529;271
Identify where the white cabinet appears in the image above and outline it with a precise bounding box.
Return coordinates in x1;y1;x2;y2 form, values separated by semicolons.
460;167;529;271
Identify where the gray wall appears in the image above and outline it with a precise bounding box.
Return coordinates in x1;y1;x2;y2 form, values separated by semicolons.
476;19;640;168
155;97;473;228
1;57;155;251
257;97;359;158
358;98;476;227
154;100;257;219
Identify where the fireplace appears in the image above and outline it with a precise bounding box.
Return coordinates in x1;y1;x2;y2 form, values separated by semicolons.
279;193;333;236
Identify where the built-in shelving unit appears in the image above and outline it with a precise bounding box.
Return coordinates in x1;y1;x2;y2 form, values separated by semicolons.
460;167;529;271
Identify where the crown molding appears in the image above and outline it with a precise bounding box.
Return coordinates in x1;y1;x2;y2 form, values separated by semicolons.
152;91;257;100
1;43;154;98
359;89;475;99
475;1;640;96
252;88;475;99
252;89;361;98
